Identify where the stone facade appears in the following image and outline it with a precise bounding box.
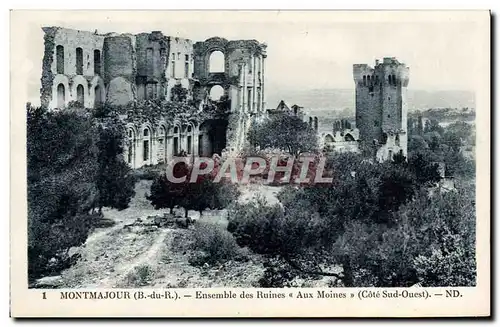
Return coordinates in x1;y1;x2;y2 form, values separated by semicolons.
353;57;409;161
40;27;267;168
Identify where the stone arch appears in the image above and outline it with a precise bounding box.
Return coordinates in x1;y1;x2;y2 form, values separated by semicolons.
76;84;85;105
183;121;196;155
71;75;89;107
344;133;355;142
209;85;224;100
169;121;182;156
89;76;106;108
125;124;138;168
56;83;66;109
56;45;64;74
141;123;154;165
324;134;335;143
52;75;70;109
209;50;225;73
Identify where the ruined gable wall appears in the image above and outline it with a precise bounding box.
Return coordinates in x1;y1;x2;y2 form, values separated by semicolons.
166;37;194;100
41;27;105;108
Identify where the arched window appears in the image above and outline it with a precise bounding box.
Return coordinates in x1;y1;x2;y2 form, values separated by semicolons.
309;117;313;128
388;75;392;85
158;126;166;163
187;125;192;133
76;47;83;75
94;50;101;75
173;125;180;155
56;45;64;74
143;128;151;163
362;75;366;86
127;129;135;164
76;84;85;105
57;83;65;108
367;75;371;84
94;85;102;107
395;134;400;146
392;75;397;85
209;51;225;73
344;134;355;142
209;85;224;101
313;117;318;131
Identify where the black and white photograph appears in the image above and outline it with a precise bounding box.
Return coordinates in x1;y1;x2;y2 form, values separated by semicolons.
10;9;490;317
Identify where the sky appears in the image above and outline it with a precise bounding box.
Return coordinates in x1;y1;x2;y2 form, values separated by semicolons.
16;10;487;106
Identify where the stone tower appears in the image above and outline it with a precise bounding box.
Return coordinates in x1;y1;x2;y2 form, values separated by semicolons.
353;57;409;161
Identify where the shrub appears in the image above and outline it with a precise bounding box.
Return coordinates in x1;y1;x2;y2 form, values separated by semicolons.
27;105;136;280
125;265;155;286
190;222;246;266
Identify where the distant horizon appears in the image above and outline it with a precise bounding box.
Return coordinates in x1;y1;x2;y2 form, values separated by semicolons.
21;11;483;107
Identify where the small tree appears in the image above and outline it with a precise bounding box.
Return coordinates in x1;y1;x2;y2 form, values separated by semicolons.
95;120;136;213
248;113;318;156
147;162;189;214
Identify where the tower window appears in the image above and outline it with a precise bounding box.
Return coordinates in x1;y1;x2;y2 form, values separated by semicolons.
76;47;83;75
388;114;391;118
56;45;64;74
362;75;366;86
94;50;101;75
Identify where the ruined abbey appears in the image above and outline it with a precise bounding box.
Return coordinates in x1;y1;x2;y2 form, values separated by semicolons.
40;27;409;166
40;27;267;168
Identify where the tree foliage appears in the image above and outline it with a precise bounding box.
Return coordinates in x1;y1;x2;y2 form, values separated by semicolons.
247;114;318;155
27;105;136;280
227;150;476;287
147;160;240;217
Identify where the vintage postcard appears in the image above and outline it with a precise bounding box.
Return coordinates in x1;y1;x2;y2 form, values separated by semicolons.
10;10;490;317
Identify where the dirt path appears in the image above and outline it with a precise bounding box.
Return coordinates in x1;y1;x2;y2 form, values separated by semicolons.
57;180;286;288
96;229;170;288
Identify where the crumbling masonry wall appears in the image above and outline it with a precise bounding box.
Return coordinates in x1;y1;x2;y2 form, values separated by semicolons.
39;27;268;166
193;37;267;153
